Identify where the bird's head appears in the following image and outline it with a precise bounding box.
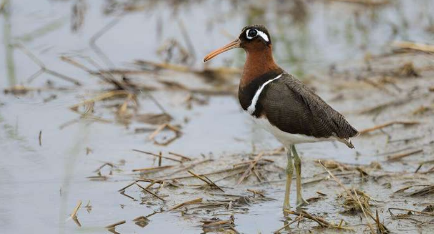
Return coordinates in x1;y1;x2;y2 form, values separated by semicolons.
204;25;272;62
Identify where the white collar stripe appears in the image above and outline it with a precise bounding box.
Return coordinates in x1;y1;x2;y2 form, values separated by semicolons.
247;74;283;115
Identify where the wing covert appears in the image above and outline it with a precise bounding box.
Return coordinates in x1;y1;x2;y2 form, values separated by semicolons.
259;74;358;139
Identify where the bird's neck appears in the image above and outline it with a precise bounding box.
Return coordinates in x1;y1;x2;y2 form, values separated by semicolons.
240;48;281;88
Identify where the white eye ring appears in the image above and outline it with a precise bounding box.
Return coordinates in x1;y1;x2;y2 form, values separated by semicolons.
246;29;257;40
246;29;269;42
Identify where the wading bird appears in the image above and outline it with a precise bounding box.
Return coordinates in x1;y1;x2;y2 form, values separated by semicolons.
204;25;358;210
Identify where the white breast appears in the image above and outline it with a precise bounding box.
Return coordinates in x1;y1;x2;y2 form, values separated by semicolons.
251;117;333;148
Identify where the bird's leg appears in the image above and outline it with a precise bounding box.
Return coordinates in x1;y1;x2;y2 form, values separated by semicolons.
283;147;294;211
292;145;308;209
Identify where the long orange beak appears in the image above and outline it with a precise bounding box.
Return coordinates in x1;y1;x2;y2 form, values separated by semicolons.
203;39;241;62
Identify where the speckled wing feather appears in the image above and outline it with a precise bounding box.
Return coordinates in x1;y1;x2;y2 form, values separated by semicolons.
259;73;358;141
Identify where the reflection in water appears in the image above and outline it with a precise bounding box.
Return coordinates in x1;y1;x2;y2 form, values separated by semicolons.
2;0;16;87
58;122;90;234
0;113;11;227
1;0;433;87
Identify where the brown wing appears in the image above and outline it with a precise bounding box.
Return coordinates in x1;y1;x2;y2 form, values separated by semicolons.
259;73;358;140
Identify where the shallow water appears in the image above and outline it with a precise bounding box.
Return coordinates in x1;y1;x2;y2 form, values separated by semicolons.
1;0;434;233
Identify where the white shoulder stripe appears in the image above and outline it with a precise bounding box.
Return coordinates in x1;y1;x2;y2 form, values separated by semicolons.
247;74;283;115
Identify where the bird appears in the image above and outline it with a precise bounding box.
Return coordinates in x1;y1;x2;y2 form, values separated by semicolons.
203;25;358;211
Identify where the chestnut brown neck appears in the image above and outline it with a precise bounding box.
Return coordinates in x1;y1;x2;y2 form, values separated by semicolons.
240;46;281;88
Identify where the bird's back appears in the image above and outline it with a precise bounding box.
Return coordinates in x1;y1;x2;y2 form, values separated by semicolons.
257;73;358;144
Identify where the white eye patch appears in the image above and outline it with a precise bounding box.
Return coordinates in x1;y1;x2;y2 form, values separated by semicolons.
257;30;269;42
246;29;269;42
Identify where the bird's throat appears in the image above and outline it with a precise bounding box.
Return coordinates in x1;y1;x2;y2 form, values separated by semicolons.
240;48;281;88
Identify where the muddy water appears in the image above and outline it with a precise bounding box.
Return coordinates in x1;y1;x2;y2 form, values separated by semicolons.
1;0;434;233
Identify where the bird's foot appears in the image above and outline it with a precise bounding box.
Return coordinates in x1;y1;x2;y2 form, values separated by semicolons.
283;202;291;212
296;198;309;210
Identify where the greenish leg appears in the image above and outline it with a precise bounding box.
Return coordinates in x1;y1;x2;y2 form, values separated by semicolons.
292;145;309;209
283;147;294;210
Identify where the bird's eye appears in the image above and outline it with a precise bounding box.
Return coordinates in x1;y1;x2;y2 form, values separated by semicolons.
246;29;258;39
